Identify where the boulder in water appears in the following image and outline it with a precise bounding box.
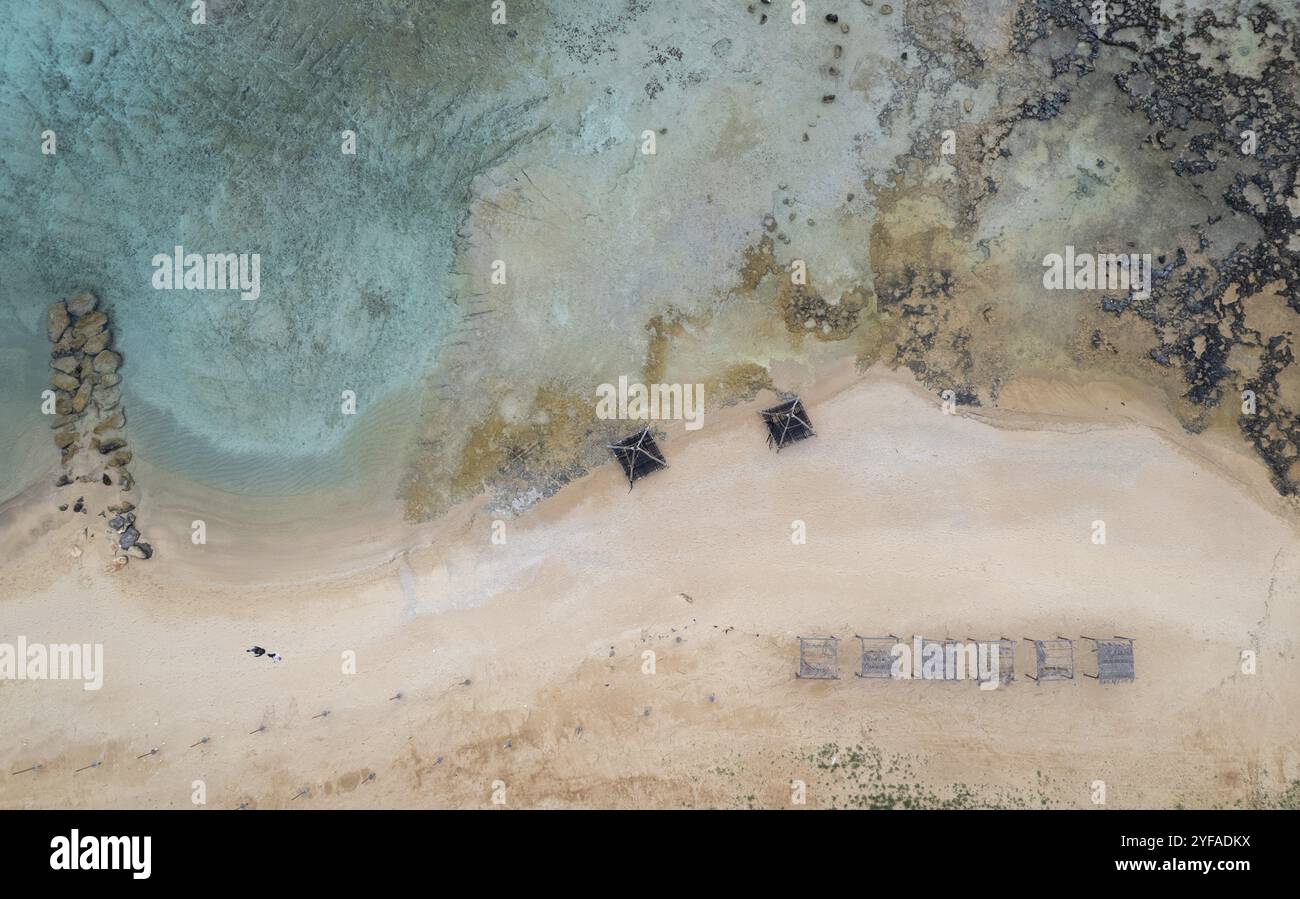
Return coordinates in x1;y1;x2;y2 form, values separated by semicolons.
66;290;97;317
47;301;70;342
95;411;126;433
94;385;121;411
51;330;86;356
71;310;108;339
92;350;121;373
71;379;94;414
82;329;111;356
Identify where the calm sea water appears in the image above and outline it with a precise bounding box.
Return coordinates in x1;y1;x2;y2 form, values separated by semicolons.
0;0;542;501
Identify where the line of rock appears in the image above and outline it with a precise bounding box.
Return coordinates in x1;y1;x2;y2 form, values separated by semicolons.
47;290;153;563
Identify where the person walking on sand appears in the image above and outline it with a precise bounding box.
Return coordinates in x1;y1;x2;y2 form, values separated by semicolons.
246;646;266;657
268;651;282;662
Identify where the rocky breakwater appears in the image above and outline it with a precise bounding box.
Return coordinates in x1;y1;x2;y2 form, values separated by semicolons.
47;290;153;567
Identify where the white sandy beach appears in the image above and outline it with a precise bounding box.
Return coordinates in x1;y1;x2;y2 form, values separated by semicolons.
2;364;1297;809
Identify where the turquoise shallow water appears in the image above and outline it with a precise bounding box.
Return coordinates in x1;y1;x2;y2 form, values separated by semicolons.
0;0;544;500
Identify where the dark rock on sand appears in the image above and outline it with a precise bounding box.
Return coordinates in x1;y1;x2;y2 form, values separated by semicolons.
118;526;139;549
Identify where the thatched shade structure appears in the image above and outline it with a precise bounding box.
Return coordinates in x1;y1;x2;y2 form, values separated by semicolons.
760;397;815;451
607;427;667;489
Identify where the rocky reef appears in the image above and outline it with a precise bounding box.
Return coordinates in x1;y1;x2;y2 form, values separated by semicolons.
393;0;1300;520
6;0;1297;524
1005;0;1300;493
